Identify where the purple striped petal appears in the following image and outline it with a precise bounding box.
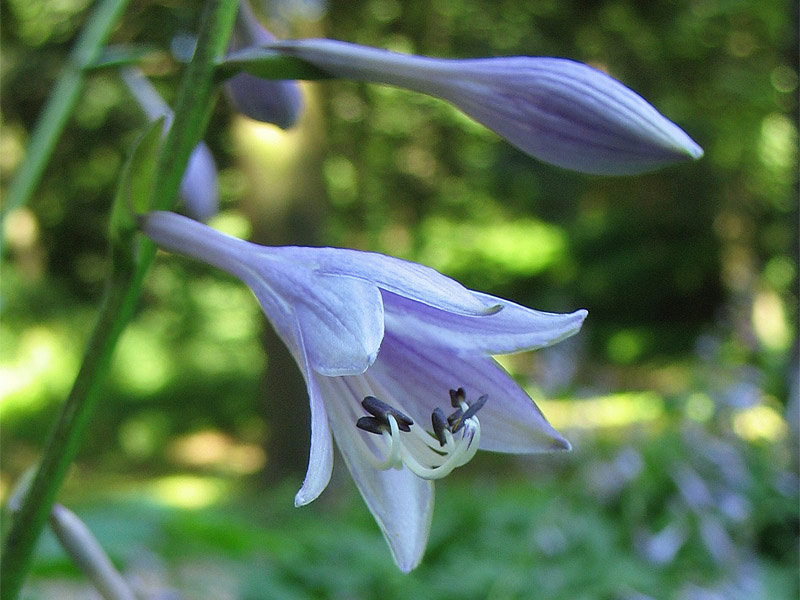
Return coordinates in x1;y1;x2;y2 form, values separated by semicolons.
271;38;703;175
316;373;433;572
383;290;587;355
366;330;569;453
308;246;500;316
141;213;384;376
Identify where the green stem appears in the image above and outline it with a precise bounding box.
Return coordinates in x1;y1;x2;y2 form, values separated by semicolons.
0;2;238;598
0;0;130;233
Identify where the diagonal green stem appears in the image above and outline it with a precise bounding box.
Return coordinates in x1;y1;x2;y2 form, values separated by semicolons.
0;2;238;598
0;0;130;237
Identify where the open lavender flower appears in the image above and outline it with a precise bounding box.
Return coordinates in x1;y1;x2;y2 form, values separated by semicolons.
224;1;303;128
267;39;703;175
140;211;587;571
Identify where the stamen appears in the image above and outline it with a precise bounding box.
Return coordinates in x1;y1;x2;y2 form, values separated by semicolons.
449;387;466;408
354;390;489;481
431;408;449;447
356;416;385;435
361;396;413;432
452;394;488;433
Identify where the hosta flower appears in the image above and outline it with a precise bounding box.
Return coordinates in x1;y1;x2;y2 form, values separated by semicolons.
224;1;303;128
120;68;218;221
141;211;587;571
269;38;703;175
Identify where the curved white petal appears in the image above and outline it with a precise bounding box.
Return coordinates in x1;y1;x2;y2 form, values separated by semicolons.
383;290;587;355
317;374;434;572
291;316;334;507
367;331;569;453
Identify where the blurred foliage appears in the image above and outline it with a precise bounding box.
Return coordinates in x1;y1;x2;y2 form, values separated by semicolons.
15;423;799;599
0;0;797;598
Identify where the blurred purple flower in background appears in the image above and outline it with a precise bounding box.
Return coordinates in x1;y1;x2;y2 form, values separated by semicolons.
224;1;304;128
120;68;218;221
140;210;587;571
269;38;703;175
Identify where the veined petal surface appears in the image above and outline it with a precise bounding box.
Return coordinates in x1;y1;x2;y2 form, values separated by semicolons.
365;331;570;454
317;374;433;572
383;291;587;355
271;38;703;174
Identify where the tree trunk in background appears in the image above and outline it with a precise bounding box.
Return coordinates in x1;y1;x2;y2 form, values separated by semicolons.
232;84;328;485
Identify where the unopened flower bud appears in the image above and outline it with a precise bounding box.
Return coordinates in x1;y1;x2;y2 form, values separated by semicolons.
121;68;218;220
224;1;303;128
179;142;218;222
270;39;703;175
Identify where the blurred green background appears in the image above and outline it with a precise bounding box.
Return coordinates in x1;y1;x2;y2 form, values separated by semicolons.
1;0;797;598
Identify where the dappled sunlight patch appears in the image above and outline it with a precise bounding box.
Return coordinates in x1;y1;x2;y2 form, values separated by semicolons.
685;392;715;422
118;411;171;460
148;475;230;510
538;392;665;430
733;402;788;442
208;210;253;241
232;110;306;167
0;325;80;418
417;216;567;283
113;325;174;396
167;429;266;475
606;328;650;364
751;289;792;352
189;278;263;344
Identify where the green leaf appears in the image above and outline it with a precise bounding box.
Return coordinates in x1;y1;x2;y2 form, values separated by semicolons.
83;44;161;71
216;48;332;81
108;116;165;251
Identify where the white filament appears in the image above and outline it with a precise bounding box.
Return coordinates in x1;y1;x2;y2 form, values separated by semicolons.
360;401;482;480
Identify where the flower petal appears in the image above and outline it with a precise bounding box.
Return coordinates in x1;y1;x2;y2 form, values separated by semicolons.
141;214;385;377
307;246;500;316
367;331;569;453
317;374;434;572
437;57;703;174
290;317;334;506
383;290;587;355
244;267;385;377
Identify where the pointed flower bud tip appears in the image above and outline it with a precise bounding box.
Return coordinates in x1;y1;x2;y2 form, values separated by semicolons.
179;142;218;222
225;1;304;128
271;39;703;175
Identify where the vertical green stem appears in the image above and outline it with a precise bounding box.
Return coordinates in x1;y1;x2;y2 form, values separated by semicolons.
0;0;130;229
0;2;238;598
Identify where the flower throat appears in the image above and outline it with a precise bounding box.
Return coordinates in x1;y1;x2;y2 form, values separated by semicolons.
355;388;487;480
